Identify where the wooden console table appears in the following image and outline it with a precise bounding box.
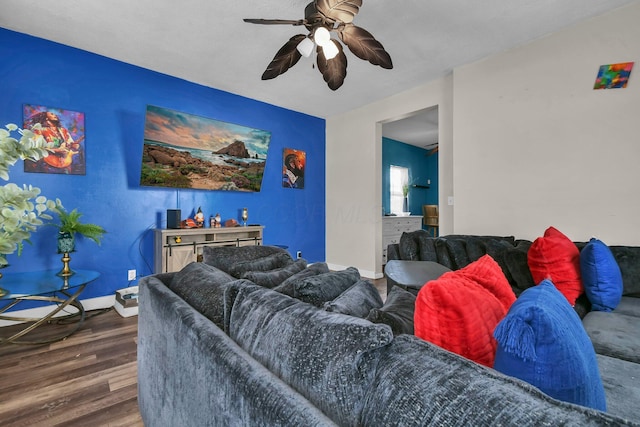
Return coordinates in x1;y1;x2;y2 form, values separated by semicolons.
154;226;264;273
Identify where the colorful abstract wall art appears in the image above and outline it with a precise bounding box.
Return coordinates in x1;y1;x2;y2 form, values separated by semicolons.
282;148;306;189
140;105;271;192
23;104;86;175
593;62;634;89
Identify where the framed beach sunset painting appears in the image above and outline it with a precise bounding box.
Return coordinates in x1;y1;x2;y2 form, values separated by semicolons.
140;105;271;191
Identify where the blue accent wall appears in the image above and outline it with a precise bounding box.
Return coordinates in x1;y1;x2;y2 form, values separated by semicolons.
0;28;326;304
382;137;438;216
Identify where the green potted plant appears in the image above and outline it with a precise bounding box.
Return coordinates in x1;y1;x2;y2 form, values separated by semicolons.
51;206;106;253
0;123;61;294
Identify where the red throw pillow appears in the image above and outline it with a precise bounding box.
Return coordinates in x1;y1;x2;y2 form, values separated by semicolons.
414;255;516;367
527;226;583;306
452;254;516;313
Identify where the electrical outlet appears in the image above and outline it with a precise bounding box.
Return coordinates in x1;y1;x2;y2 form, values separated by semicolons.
128;269;136;281
296;251;302;259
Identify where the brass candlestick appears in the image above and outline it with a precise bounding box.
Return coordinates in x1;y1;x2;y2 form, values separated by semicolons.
57;252;74;277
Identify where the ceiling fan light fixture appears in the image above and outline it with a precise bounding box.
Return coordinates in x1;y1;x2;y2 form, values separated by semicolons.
313;26;331;46
322;40;339;60
296;37;315;57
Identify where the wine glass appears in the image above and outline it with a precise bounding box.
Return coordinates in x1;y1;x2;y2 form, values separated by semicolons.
242;207;248;226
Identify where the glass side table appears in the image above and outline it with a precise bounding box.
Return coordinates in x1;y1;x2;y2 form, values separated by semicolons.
0;269;100;345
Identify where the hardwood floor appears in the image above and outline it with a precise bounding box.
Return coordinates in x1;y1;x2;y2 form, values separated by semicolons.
0;308;142;427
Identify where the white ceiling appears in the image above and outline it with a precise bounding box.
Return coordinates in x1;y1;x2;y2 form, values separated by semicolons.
382;106;439;149
1;0;636;146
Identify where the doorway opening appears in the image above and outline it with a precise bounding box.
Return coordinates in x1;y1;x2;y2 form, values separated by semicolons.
381;106;439;226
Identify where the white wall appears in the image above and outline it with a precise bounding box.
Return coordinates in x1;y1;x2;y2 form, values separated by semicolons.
453;2;640;244
325;76;453;277
325;2;640;276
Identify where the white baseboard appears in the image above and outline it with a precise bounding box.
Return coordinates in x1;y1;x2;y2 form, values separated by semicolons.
0;295;115;327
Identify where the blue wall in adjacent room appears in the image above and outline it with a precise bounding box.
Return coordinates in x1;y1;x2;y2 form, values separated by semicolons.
382;137;438;217
0;28;326;305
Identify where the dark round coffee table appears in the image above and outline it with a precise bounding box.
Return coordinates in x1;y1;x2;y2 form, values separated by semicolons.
384;260;451;295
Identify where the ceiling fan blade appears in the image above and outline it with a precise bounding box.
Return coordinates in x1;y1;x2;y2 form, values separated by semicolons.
261;34;307;81
339;24;392;69
243;18;305;25
303;2;325;29
315;0;362;24
316;40;347;90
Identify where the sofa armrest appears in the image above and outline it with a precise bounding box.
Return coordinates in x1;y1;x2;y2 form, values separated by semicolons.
138;275;336;426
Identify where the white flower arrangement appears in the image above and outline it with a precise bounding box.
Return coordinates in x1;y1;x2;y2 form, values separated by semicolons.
0;123;61;267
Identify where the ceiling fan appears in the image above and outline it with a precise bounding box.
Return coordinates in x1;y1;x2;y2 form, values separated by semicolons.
244;0;393;91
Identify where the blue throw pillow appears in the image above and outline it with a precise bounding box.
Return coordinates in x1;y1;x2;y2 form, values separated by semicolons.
493;280;606;411
580;238;623;312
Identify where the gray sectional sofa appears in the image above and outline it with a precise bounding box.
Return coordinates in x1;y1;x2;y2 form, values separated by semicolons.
388;231;640;423
138;245;639;426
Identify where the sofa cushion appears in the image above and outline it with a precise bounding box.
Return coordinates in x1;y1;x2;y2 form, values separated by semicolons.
483;238;517;286
416;233;438;262
572;293;593;320
504;240;535;295
399;232;420;260
168;262;236;328
228;252;294;278
528;226;583;305
220;279;263;334
202;245;290;273
493;280;606;411
464;238;487;262
366;285;416;335
271;262;329;296
609;246;640;296
324;279;383;318
582;310;640;364
414;255;516;367
433;238;454;269
613;296;640;318
580;238;623;312
359;335;623;427
442;238;471;269
445;234;516;245
293;267;360;307
229;286;393;427
241;258;307;288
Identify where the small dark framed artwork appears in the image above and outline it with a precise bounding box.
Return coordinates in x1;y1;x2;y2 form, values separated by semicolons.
23;104;86;175
282;148;305;189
